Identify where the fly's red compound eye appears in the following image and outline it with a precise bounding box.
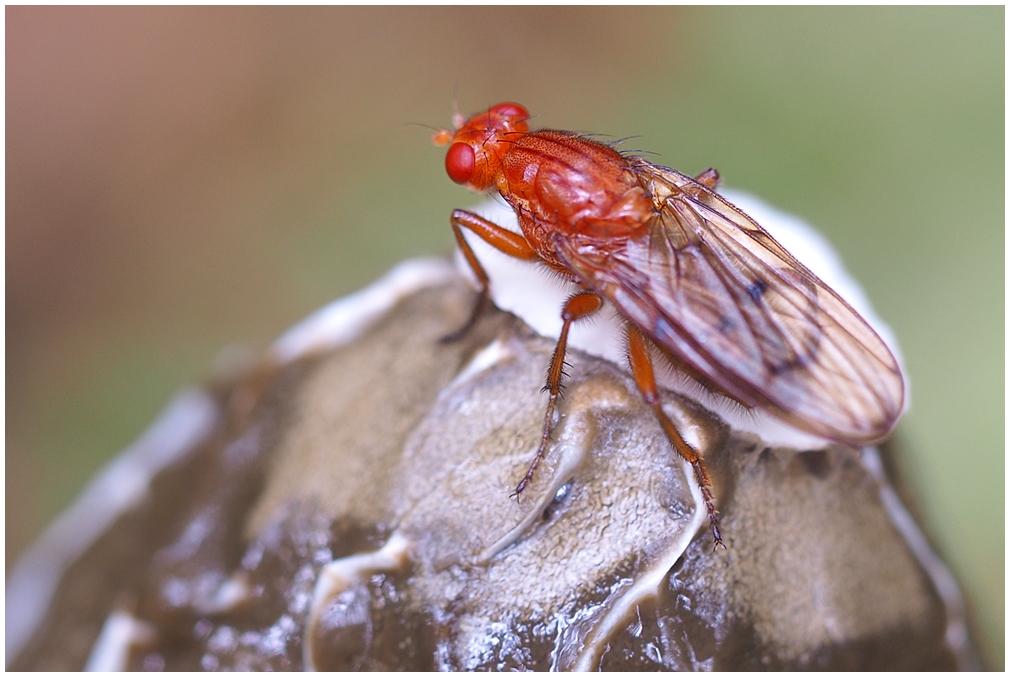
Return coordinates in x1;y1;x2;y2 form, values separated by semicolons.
489;102;529;122
445;142;476;185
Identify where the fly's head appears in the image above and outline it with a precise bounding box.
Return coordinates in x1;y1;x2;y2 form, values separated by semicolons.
433;102;530;193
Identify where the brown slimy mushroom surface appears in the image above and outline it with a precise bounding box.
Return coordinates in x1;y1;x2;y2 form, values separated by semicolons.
7;271;974;670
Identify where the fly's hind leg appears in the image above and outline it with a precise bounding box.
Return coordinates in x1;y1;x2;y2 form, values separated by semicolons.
626;325;724;548
513;291;604;497
441;209;540;342
693;168;720;190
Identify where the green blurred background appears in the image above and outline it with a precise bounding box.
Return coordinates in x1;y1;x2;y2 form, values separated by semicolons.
6;7;1002;667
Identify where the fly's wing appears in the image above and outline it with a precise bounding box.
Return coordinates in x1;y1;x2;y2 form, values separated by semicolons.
554;163;905;445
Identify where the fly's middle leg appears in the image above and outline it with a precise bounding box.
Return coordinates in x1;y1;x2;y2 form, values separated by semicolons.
513;291;604;497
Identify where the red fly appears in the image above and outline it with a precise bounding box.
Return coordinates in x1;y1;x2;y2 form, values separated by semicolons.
434;102;905;547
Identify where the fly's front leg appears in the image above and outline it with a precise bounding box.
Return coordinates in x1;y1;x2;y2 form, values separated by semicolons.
626;325;724;548
441;209;540;342
513;291;604;497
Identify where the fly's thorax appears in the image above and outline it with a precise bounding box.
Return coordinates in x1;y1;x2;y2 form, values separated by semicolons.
502;131;653;241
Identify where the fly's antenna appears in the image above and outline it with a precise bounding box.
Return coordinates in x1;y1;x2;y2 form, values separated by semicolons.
406;121;443;132
407;121;454;146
